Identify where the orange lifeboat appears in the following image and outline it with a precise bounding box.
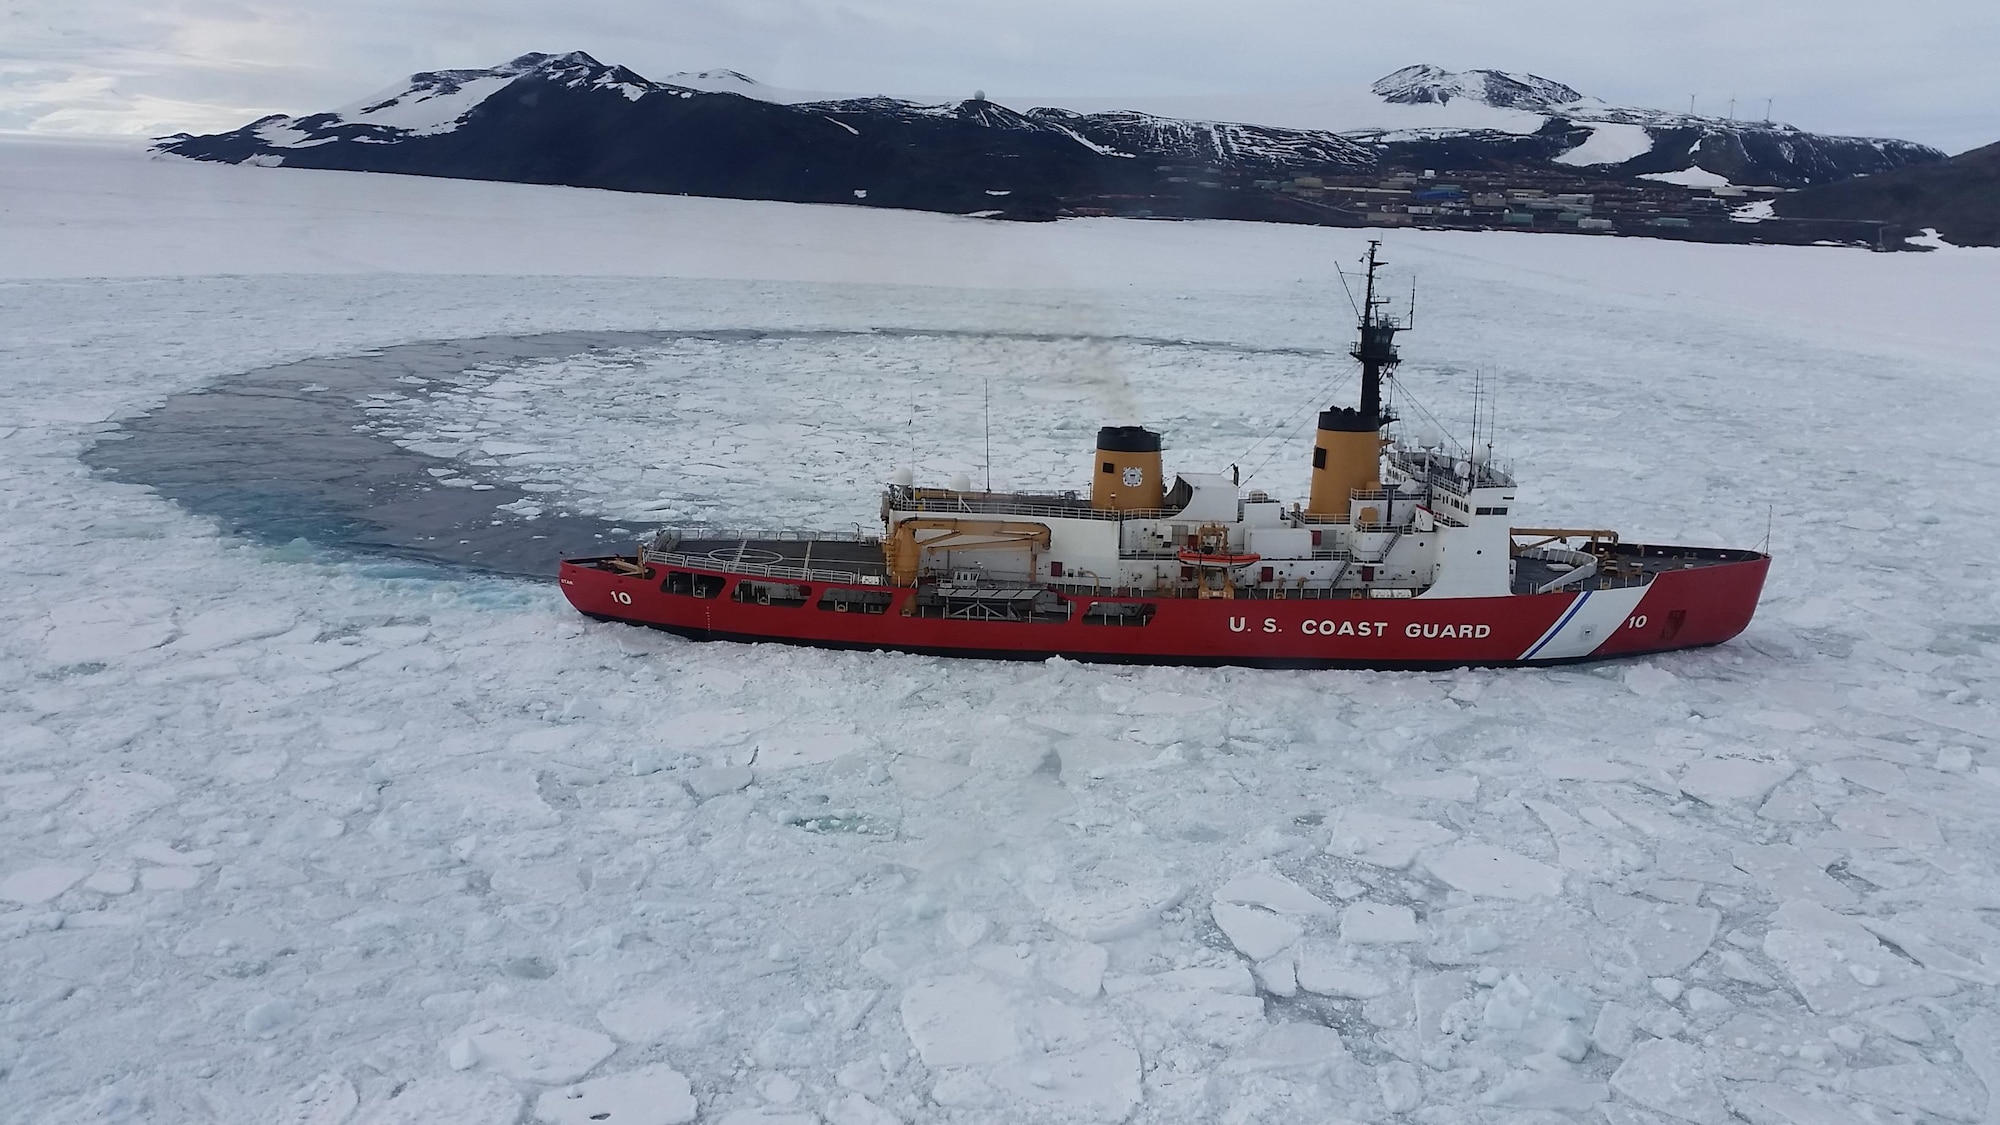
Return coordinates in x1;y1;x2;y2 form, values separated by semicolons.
1176;547;1261;569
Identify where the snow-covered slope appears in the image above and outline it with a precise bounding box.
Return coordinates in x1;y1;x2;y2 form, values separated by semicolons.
1040;64;1944;187
5;135;2000;1122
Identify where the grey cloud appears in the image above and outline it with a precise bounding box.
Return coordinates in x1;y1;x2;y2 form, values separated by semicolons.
2;0;1992;152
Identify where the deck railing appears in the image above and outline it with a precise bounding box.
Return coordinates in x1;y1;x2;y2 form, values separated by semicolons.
640;547;886;586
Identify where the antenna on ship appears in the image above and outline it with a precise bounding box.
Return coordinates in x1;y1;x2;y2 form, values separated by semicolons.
983;375;993;493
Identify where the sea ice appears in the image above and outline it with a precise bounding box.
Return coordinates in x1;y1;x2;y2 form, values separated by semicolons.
1677;758;1794;806
445;1016;617;1084
1211;901;1302;961
1339;900;1422;943
356;1075;524;1125
1325;809;1456;869
899;974;1018;1066
1609;1039;1728;1124
1426;844;1562;899
533;1064;699;1125
1213;870;1336;916
0;864;87;905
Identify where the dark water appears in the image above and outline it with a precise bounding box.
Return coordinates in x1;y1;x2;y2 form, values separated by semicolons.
84;331;668;579
85;328;1336;581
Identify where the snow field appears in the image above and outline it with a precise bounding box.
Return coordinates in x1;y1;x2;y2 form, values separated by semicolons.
3;143;2000;1123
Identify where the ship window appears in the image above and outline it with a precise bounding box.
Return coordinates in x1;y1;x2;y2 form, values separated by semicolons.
1049;561;1064;578
1312;446;1327;469
1475;506;1510;516
733;580;810;607
817;588;894;615
1102;461;1114;474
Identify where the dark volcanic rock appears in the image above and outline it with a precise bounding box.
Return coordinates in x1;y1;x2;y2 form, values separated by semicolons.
156;51;1369;221
154;52;1947;225
1774;140;2000;247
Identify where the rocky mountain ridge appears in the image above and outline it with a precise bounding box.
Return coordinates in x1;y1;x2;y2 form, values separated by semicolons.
154;52;1945;232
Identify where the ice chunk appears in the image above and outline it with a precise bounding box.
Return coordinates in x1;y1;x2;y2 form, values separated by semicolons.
1595;895;1719;975
1677;758;1794;806
1850;1062;1983;1122
823;1091;898;1125
1376;1060;1422;1113
1609;1039;1728;1124
139;865;202;891
357;1075;522;1125
244;997;298;1036
683;765;752;798
532;1064;698;1125
1253;951;1298;997
130;840;216;866
174;605;297;653
1152;963;1256;994
1339;900;1422;944
1592;1002;1640;1057
1211;901;1302;961
445;1016;616;1084
1956;1011;2000;1122
68;771;176;834
1057;736;1164;780
1295;945;1391;999
277;1072;358;1125
1219;1021;1351;1073
711;1112;817;1125
1540;756;1636;782
1763;925;1956;1015
1386;773;1478;801
1028;864;1185;941
1480;1066;1607;1111
752;731;869;770
174;916;285;959
1214;870;1335;916
1725;1082;1872;1125
0;865;87;904
1425;844;1561;899
83;869;134;895
596;988;724;1040
1731;844;1858;908
888;755;973;798
899;975;1017;1066
1040;940;1109;998
990;1039;1142;1122
1831;803;1942;846
1325;809;1456;869
44;597;176;663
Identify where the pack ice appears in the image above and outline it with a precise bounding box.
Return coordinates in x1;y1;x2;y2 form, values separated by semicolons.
2;136;1998;1123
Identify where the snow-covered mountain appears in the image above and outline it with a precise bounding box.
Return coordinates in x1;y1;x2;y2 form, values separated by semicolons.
154;52;1942;224
1371;63;1586;111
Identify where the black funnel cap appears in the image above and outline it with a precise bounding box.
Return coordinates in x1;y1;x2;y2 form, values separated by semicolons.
1095;426;1161;453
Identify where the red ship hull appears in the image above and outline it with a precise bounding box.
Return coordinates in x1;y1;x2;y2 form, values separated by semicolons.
559;548;1768;669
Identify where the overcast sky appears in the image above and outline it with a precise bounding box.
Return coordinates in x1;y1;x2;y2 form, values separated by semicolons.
3;0;1993;153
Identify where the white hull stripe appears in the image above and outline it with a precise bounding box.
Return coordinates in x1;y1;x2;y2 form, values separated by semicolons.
1520;590;1591;660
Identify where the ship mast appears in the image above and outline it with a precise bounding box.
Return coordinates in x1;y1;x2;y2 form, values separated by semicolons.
1306;240;1405;518
1352;239;1401;426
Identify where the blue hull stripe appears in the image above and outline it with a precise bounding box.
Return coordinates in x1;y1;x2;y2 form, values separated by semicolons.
1523;589;1592;661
